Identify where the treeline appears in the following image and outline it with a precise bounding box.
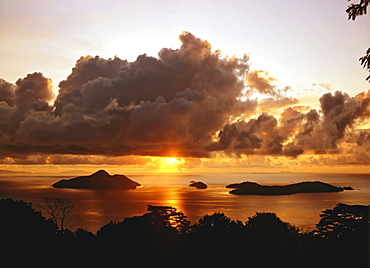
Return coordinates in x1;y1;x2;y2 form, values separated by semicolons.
0;198;368;268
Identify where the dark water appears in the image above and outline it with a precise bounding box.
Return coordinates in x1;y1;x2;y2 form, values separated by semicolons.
0;172;369;233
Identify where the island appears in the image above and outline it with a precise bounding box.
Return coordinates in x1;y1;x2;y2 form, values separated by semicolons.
52;170;141;189
226;181;351;195
189;181;207;189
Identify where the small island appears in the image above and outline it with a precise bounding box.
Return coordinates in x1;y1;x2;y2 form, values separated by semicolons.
52;170;141;189
189;181;207;189
226;181;351;195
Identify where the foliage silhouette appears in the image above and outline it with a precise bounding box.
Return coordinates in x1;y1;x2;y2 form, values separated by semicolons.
183;213;246;267
315;203;369;240
346;0;370;81
359;48;370;81
314;203;369;267
38;197;74;232
1;199;368;267
347;0;369;20
0;198;58;267
147;205;191;234
96;205;188;266
244;212;301;267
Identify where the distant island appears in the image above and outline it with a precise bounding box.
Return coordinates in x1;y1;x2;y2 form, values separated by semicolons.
189;181;207;189
52;170;141;189
0;169;31;174
226;181;353;195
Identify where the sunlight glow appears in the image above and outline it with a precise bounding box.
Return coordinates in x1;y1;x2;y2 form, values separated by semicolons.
147;157;185;173
158;157;185;172
165;158;181;165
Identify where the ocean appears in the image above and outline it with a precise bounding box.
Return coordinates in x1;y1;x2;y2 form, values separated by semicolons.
0;172;369;233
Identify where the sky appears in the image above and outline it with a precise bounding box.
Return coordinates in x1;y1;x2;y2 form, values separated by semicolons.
0;0;369;173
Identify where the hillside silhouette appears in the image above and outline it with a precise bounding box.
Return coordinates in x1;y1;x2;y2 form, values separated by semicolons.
227;181;348;195
189;180;207;189
0;198;368;267
52;170;141;189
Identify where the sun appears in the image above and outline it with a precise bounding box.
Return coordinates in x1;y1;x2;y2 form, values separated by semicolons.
157;157;185;172
165;158;181;165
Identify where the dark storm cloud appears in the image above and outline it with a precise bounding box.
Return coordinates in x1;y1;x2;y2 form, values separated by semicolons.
206;113;284;156
15;72;54;111
0;79;15;107
207;89;370;158
280;90;370;156
0;32;369;163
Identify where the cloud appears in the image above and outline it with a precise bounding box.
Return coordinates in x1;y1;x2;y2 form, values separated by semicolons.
246;70;277;96
206;89;370;159
258;97;299;111
15;72;54;111
280;91;370;156
0;79;15;107
0;32;369;165
206;114;283;155
245;70;291;98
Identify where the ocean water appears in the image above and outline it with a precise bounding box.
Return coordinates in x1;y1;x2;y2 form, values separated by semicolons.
0;172;369;233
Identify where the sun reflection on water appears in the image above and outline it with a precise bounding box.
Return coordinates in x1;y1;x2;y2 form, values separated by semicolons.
163;187;181;209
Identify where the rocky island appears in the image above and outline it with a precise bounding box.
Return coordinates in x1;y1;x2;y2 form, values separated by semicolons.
52;170;141;189
189;181;207;189
226;181;351;195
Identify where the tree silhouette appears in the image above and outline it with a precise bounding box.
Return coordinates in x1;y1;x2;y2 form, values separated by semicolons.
191;212;244;239
359;48;370;81
245;212;301;267
346;0;370;82
39;197;74;232
0;198;58;267
347;0;369;20
147;205;191;234
185;212;246;267
97;205;189;267
315;203;369;240
314;203;369;267
2;198;368;267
